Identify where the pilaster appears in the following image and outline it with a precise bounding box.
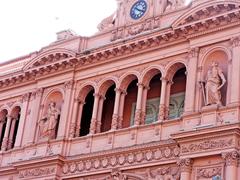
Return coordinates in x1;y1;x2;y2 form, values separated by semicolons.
222;151;239;180
177;158;193;180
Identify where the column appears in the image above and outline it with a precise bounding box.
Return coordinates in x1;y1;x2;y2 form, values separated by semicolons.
230;37;240;104
69;98;79;138
134;83;144;126
14;93;30;148
141;86;149;125
27;88;43;144
111;88;122;130
7;117;17;149
89;93;100;134
158;77;168;121
177;158;193;180
57;80;74;139
1;115;12;151
165;80;173;120
96;95;105;133
118;91;127;129
75;101;85;137
184;47;199;113
0;117;6;143
222;151;239;180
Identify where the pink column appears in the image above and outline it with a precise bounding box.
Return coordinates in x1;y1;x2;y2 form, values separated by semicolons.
134;83;144;126
27;88;43;144
177;158;193;180
230;37;240;104
0;118;6;143
1;115;12;151
7;118;17;150
69;98;79;138
111;88;122;130
222;151;239;180
165;80;173;120
158;77;168;121
89;93;100;134
57;80;74;139
14;93;30;148
184;48;199;113
141;86;149;125
75;101;85;137
96;96;105;133
118;91;127;129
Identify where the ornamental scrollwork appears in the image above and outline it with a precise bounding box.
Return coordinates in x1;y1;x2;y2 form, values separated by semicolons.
19;167;56;179
197;166;222;179
181;139;233;154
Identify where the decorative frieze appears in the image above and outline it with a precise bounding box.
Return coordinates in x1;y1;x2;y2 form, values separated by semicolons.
181;138;233;154
62;144;180;175
19;167;56;179
197;166;222;179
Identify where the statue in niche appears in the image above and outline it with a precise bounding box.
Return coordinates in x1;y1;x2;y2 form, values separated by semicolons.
202;62;226;106
39;101;60;140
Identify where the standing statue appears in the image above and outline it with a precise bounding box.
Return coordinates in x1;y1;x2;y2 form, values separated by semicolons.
39;102;60;140
204;62;226;106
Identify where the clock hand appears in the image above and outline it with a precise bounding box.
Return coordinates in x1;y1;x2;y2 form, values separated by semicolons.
135;6;145;13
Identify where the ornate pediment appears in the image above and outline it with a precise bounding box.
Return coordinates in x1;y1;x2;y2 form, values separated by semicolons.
23;48;77;71
172;0;240;28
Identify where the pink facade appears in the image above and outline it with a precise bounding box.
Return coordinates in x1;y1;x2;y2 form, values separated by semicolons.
0;0;240;179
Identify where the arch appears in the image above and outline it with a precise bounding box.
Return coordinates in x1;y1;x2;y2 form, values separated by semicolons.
165;61;187;81
9;102;22;113
0;109;8;118
119;72;139;91
78;84;95;102
23;48;77;71
199;45;232;68
98;77;118;96
172;0;240;28
0;106;10;114
42;88;65;103
141;65;163;86
10;106;21;118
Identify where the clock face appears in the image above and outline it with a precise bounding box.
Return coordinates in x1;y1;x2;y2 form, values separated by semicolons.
130;0;148;20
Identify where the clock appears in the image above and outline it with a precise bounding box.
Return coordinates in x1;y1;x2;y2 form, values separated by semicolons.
130;0;148;20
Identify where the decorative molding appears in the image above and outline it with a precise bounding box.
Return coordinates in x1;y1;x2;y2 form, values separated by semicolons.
230;36;240;48
19;167;56;179
177;158;193;172
181;138;233;154
197;166;222;179
21;93;31;103
61;143;180;175
64;80;74;90
222;151;239;166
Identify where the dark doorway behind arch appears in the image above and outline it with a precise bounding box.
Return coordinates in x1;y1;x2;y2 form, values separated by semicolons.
80;90;94;136
101;84;116;133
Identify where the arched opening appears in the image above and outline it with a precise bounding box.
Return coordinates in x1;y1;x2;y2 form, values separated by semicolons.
101;84;116;132
122;79;138;128
145;73;162;124
0;109;8;150
80;89;94;136
39;91;63;140
9;106;21;150
169;67;186;119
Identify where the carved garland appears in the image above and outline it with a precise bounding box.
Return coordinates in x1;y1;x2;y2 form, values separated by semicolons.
62;145;180;175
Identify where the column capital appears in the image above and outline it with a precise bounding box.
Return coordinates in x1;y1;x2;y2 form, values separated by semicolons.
64;80;74;90
230;36;240;48
21;93;31;103
188;47;199;58
160;77;169;82
0;117;6;123
114;88;123;93
177;158;193;172
222;151;239;166
136;83;145;88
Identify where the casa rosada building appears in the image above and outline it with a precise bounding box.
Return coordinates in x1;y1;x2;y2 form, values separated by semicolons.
0;0;240;179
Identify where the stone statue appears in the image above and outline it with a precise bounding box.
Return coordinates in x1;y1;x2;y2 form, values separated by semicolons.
39;102;60;140
97;13;115;32
161;0;185;12
205;62;226;106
